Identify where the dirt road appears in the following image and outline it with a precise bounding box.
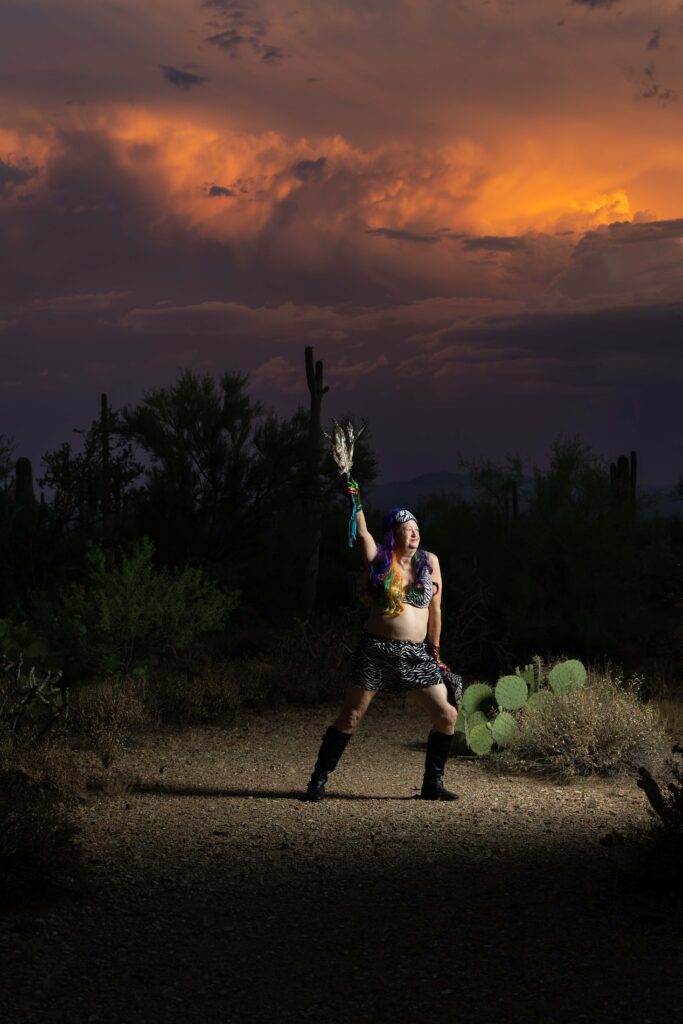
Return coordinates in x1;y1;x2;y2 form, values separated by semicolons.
2;701;680;1024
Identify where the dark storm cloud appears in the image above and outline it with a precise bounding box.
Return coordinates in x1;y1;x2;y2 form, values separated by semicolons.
411;302;683;385
0;127;434;317
569;0;619;8
0;130;242;309
201;0;248;11
647;29;661;51
292;157;327;182
463;236;527;253
260;45;284;63
366;227;442;244
595;218;683;243
203;0;283;62
552;218;683;303
482;302;683;358
159;65;209;90
637;64;677;104
205;27;247;54
0;158;36;193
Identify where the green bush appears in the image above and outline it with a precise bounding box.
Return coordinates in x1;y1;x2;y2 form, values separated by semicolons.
37;539;237;681
503;669;669;776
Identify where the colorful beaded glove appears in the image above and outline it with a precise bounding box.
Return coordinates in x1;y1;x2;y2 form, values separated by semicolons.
346;476;362;547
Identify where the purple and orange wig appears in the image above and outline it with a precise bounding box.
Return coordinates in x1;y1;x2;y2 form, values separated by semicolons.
368;507;432;616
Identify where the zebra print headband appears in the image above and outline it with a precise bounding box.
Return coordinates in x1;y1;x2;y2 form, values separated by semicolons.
389;508;418;527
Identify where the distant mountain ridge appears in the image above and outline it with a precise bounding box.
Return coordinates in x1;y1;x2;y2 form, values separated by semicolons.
365;471;474;513
366;471;682;520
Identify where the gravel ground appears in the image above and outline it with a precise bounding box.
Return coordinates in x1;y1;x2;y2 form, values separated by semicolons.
2;699;681;1024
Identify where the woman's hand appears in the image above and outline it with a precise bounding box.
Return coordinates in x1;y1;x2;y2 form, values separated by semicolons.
346;476;362;507
345;477;377;563
427;642;451;674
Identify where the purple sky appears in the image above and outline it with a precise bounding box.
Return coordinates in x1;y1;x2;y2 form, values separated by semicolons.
1;0;683;483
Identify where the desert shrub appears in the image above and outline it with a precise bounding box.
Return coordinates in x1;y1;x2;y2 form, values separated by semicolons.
148;663;241;725
208;624;350;711
262;624;351;706
504;668;669;776
0;731;83;905
36;539;237;682
637;744;683;834
642;671;683;742
70;679;150;767
0;651;68;745
602;746;683;893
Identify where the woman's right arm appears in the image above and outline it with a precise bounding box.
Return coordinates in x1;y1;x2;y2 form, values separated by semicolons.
355;507;378;565
346;477;377;564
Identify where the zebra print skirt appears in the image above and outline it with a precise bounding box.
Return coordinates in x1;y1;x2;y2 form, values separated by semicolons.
350;631;444;694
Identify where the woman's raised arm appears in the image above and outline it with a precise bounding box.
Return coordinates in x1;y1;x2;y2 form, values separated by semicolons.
346;477;377;564
355;507;378;565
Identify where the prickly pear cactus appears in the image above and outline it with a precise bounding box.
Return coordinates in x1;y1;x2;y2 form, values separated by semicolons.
495;674;528;710
517;664;535;690
531;654;544;692
468;722;493;755
527;689;553;710
461;682;496;716
548;659;587;695
491;711;518;747
462;709;489;747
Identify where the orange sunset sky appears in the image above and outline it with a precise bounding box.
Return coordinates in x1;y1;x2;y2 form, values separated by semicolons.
1;0;682;482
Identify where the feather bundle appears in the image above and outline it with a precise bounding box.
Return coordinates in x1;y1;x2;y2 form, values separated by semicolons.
324;419;366;479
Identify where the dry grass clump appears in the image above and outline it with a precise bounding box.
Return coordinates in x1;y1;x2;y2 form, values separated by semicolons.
149;662;241;724
645;675;683;744
70;679;150;767
265;653;348;707
0;734;84;905
506;668;669;777
264;626;351;707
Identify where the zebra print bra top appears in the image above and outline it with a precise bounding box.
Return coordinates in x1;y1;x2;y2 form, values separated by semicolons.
403;571;433;608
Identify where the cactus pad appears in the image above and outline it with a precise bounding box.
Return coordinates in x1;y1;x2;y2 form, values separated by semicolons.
517;664;535;690
468;722;493;755
491;711;518;747
548;659;587;695
455;713;467;733
495;675;528;710
464;710;488;733
527;690;553;710
461;682;496;716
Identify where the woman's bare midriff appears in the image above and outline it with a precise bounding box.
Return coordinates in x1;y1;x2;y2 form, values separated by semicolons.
364;603;430;642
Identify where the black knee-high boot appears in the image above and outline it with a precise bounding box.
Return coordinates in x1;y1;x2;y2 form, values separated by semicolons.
420;730;459;801
302;725;351;802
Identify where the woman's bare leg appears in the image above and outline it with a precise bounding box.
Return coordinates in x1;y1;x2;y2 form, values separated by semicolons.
409;682;457;734
303;687;376;801
410;683;459;800
333;685;377;734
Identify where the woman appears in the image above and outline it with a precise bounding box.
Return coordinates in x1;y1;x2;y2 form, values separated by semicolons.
302;481;459;802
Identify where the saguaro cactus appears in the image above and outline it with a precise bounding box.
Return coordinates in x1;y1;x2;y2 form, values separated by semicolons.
610;450;637;510
15;457;35;509
100;392;111;531
302;346;330;618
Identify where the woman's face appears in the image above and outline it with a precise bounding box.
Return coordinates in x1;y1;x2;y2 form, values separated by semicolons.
394;519;420;551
